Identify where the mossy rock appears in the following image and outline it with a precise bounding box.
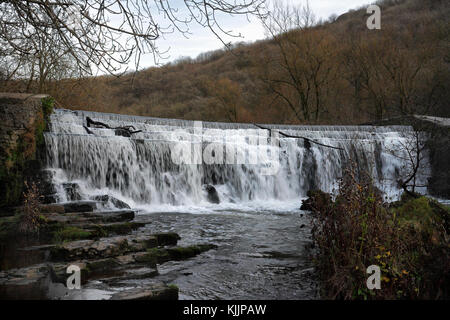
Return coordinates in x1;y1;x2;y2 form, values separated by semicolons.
393;196;449;234
85;258;120;275
52;226;94;243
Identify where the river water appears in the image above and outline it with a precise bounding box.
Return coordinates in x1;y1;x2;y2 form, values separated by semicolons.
134;205;317;300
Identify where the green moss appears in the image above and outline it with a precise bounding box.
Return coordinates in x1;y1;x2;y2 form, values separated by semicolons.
393;196;444;234
41;97;54;120
53;226;93;242
36;97;54;149
167;284;179;291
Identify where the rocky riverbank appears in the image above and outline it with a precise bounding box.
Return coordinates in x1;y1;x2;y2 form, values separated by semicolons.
0;200;217;300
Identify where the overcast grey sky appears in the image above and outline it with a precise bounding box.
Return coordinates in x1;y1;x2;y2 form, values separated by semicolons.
138;0;374;69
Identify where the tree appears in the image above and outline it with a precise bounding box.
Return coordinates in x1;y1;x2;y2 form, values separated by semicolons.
259;1;336;123
0;0;266;76
342;24;443;120
209;78;242;122
387;124;430;197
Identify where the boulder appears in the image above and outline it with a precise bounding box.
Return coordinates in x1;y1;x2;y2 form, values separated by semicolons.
203;184;220;204
152;232;181;246
93;195;131;209
50;234;160;261
144;244;218;265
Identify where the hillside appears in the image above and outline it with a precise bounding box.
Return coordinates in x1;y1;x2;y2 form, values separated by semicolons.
4;0;450;125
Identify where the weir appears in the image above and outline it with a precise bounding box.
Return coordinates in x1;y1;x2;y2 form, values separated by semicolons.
43;108;430;211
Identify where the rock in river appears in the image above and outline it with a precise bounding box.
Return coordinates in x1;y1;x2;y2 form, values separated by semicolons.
203;184;220;204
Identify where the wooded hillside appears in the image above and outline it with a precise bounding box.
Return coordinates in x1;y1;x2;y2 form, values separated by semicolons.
2;0;449;125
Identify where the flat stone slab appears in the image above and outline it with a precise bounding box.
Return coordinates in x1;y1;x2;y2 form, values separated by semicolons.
81;222;146;236
0;264;51;299
98;267;159;284
50;252;159;285
50;234;160;261
44;210;136;224
62;201;98;213
110;283;178;300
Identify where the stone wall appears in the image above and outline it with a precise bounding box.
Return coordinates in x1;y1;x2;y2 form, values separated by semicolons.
0;93;53;208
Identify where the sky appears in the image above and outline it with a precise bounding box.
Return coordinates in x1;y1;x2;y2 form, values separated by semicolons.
136;0;375;69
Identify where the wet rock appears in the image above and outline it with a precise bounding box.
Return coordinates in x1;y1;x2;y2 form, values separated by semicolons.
0;264;51;299
300;190;332;212
42;194;59;204
50;238;126;261
50;234;159;261
49;262;89;285
110;283;178;300
204;184;220;204
63;201;97;213
116;251;157;266
50;258;122;284
50;253;159;285
144;244;218;264
63;183;82;201
93;195;131;209
90;222;146;236
43;210;136;225
99;267;159;286
113;267;158;280
86;210;135;223
152;232;181;246
115;128;132;138
37;170;57;196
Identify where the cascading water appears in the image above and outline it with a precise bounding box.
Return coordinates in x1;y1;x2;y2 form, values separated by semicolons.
43;108;429;212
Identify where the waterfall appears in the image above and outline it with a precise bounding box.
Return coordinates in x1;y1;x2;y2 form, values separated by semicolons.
43;109;430;212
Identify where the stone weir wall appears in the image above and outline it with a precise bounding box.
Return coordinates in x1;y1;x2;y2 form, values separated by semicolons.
0;93;54;209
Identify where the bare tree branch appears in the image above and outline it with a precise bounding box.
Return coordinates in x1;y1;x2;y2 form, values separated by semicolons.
0;0;267;77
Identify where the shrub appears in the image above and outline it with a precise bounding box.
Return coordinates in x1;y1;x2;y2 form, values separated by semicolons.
311;164;449;299
18;181;43;234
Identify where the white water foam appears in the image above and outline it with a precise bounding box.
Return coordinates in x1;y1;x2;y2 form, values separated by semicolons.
43;109;430;213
